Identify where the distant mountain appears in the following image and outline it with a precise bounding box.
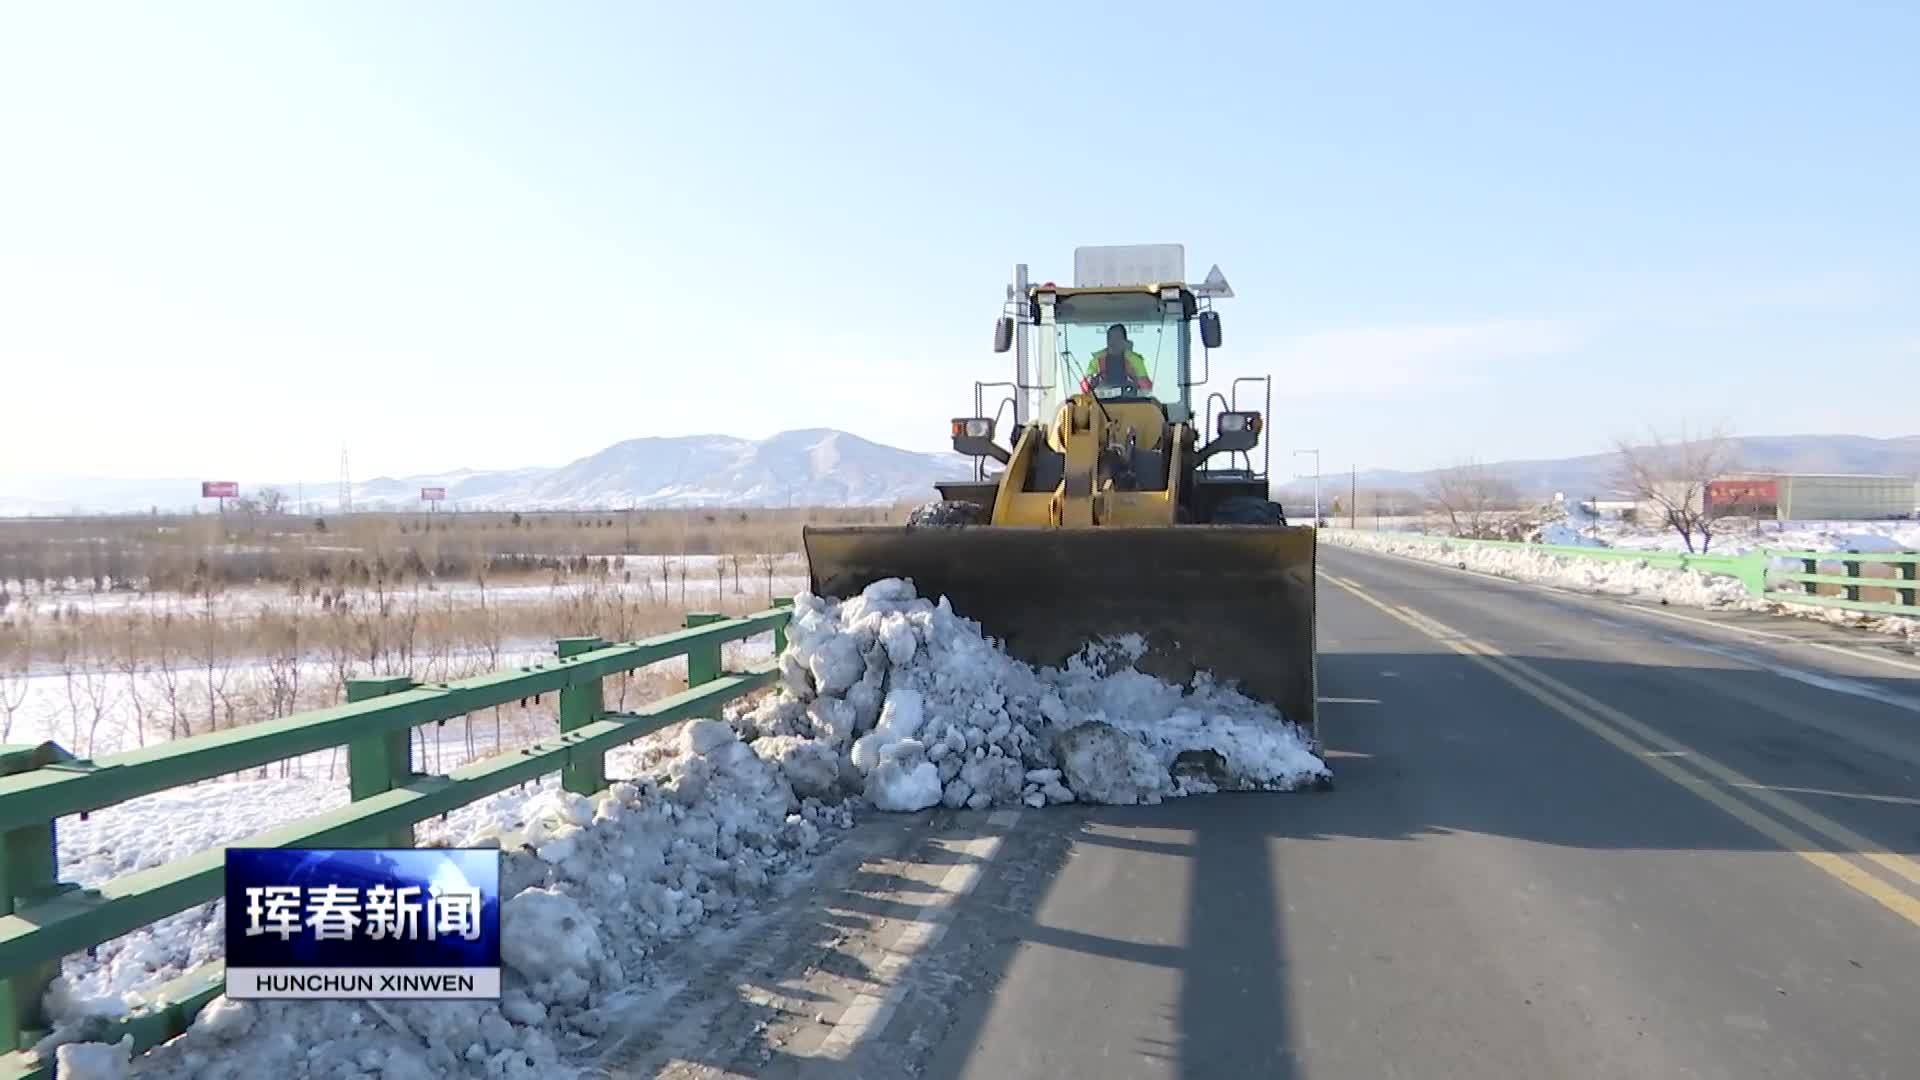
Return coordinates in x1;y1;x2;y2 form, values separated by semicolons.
9;430;1916;517
1273;434;1920;502
0;429;974;516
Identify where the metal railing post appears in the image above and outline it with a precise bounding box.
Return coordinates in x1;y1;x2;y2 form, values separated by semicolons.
771;597;794;654
556;637;608;796
345;677;417;848
1844;553;1862;604
0;743;75;1052
1900;559;1917;609
684;613;724;688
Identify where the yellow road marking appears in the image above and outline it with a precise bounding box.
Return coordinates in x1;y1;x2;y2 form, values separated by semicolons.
1328;569;1920;893
1321;571;1920;930
1394;599;1920;895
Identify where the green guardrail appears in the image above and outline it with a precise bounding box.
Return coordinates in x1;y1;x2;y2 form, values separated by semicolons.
1328;531;1920;618
0;602;794;1078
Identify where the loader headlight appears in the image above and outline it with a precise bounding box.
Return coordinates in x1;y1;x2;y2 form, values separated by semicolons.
1219;411;1261;434
951;418;993;438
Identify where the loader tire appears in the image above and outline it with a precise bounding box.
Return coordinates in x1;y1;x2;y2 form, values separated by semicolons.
1209;496;1289;527
907;499;989;528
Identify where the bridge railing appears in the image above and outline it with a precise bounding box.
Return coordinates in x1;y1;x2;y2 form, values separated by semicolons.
1325;531;1920;618
0;602;793;1079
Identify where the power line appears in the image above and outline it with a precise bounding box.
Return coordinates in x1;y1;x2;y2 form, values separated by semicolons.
338;444;353;514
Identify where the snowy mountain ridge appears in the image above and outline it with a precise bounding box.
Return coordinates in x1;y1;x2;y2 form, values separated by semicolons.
0;429;975;515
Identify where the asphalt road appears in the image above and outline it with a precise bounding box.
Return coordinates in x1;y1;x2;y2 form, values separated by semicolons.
603;543;1920;1080
907;544;1920;1080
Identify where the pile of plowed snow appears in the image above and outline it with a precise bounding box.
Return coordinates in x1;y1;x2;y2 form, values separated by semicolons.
69;722;852;1080
737;578;1327;809
50;579;1322;1080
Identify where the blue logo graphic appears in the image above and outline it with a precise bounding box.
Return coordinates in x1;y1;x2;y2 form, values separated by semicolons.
224;848;502;973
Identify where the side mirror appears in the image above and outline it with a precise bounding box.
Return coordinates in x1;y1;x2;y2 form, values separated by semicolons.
1194;411;1260;465
951;417;1011;463
1199;311;1222;349
993;316;1014;353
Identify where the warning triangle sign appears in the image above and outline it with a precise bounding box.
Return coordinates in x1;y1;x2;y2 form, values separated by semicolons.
1195;264;1234;298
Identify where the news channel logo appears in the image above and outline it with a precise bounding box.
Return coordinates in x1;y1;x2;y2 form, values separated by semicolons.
223;847;502;1000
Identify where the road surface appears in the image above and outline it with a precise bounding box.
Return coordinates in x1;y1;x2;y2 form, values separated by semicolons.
589;543;1920;1080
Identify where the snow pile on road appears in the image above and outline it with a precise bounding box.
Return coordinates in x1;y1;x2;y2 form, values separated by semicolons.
44;578;1322;1077
1320;530;1757;609
44;723;851;1079
733;579;1326;808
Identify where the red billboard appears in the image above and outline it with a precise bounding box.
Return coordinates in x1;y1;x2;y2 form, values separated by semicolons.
421;487;447;502
1706;478;1777;513
202;481;239;499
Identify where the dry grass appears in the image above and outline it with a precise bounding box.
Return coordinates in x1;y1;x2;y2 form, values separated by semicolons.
0;576;779;756
0;504;914;595
0;532;807;751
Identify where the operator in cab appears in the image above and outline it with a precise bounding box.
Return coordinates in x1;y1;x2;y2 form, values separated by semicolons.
1079;323;1154;395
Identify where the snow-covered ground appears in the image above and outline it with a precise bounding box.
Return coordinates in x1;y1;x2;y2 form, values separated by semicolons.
3;637;777;761
1541;517;1920;556
1321;529;1757;606
38;579;1326;1079
7;553;810;623
1320;529;1920;645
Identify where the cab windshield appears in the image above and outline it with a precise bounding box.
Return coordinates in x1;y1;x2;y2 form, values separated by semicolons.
1038;290;1189;419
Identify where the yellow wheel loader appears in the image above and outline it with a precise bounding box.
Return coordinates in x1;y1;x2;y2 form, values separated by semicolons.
803;244;1319;748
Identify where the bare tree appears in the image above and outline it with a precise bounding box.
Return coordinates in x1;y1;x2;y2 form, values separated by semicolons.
1425;460;1519;538
152;602;188;740
0;614;33;742
53;623;83;750
258;486;290;515
193;584;230;732
1614;424;1741;553
261;609;304;721
473;573;506;754
114;610;149;747
76;630;120;758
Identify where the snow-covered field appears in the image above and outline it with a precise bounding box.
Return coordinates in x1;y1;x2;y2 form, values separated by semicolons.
8;553;811;623
4;637;777;761
1320;529;1920;644
38;579;1326;1079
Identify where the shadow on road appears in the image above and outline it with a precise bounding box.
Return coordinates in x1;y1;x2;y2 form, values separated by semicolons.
587;639;1920;1078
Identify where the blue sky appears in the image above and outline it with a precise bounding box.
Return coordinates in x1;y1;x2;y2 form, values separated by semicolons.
2;1;1914;484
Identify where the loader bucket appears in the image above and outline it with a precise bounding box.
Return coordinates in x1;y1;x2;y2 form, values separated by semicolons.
801;524;1319;748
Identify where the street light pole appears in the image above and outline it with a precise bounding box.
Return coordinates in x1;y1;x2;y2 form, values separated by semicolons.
1293;449;1321;525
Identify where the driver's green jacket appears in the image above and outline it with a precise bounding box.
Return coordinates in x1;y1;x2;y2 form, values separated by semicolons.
1080;348;1153;391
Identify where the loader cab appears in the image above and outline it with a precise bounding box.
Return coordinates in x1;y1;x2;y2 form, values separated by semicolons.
1022;284;1197;426
945;247;1265;520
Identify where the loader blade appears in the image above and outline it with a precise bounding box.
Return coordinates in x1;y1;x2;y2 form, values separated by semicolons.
801;525;1319;748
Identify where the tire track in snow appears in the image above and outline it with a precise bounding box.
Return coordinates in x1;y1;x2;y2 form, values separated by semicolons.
808;808;1021;1063
585;808;1022;1079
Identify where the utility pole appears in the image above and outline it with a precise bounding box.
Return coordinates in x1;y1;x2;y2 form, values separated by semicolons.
1293;449;1321;526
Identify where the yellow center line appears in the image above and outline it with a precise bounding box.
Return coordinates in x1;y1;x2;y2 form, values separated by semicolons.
1321;571;1920;930
1409;602;1920;894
